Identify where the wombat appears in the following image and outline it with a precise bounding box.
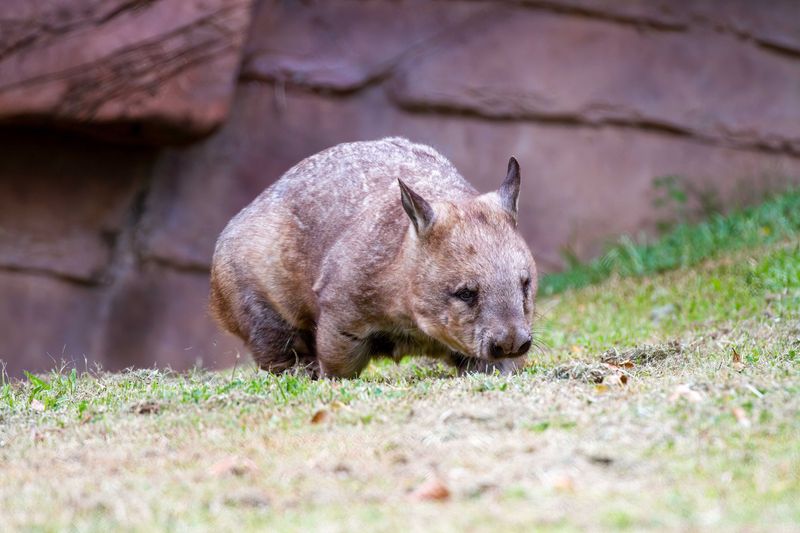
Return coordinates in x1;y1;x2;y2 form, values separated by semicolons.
210;138;537;378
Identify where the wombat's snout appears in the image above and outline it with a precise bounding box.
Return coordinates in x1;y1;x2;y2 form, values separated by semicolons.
486;327;532;359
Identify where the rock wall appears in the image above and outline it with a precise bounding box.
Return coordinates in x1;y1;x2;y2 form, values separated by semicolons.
1;0;799;376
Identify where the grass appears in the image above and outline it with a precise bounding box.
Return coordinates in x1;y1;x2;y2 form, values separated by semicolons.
539;187;800;295
1;209;799;530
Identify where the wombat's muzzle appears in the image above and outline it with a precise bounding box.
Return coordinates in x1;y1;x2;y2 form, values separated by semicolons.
486;327;532;359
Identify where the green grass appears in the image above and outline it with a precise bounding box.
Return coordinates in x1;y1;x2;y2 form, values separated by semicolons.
537;243;800;356
540;188;800;295
1;198;799;530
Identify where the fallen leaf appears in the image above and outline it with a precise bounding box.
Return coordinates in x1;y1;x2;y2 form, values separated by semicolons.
390;453;409;465
30;399;45;412
594;384;609;394
732;348;745;372
224;491;270;508
603;358;635;370
131;401;161;415
603;372;628;387
209;456;257;477
547;473;575;492
669;384;703;403
310;409;330;424
410;477;451;501
587;455;614;466
333;463;351;475
732;407;751;428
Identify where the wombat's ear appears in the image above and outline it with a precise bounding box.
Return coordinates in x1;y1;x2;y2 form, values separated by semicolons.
398;179;435;236
498;157;521;222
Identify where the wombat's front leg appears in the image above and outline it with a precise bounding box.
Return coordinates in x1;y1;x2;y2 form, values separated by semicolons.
448;353;526;376
315;313;373;378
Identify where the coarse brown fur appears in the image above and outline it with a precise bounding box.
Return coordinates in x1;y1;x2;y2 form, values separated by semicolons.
210;138;537;378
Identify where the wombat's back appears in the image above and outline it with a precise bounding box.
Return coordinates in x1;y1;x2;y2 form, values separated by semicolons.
211;138;477;332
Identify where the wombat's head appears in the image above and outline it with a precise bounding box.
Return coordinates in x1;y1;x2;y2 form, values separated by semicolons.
399;158;536;363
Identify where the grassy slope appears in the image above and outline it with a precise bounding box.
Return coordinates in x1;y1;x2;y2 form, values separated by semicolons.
540;188;800;295
1;239;799;529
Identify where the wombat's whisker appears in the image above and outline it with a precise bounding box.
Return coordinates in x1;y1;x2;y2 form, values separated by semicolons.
529;336;552;355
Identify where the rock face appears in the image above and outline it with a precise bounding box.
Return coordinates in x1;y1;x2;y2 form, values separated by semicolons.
0;0;253;144
389;10;800;154
1;0;799;376
97;263;241;372
138;84;800;272
0;129;155;282
241;0;486;91
0;271;102;374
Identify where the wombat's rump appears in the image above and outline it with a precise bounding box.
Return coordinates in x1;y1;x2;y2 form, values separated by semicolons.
210;138;537;378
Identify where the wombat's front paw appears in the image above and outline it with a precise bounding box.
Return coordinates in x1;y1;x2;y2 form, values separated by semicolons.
451;353;527;375
494;356;527;375
301;359;322;380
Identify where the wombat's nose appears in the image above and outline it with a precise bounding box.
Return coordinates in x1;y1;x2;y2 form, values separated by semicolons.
517;338;532;355
488;329;532;358
489;342;507;358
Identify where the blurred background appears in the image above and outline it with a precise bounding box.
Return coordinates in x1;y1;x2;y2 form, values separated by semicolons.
1;0;799;376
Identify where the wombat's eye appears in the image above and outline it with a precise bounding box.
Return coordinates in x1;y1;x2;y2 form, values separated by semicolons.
454;288;478;304
522;277;531;293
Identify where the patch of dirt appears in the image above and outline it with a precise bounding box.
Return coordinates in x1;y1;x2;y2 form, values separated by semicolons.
130;400;161;414
548;362;611;383
600;341;682;366
550;341;683;382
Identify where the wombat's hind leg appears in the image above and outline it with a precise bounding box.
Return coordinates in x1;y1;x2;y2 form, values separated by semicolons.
244;295;316;374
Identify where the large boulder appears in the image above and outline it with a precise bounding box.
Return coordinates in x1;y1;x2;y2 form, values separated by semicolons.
0;0;253;144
